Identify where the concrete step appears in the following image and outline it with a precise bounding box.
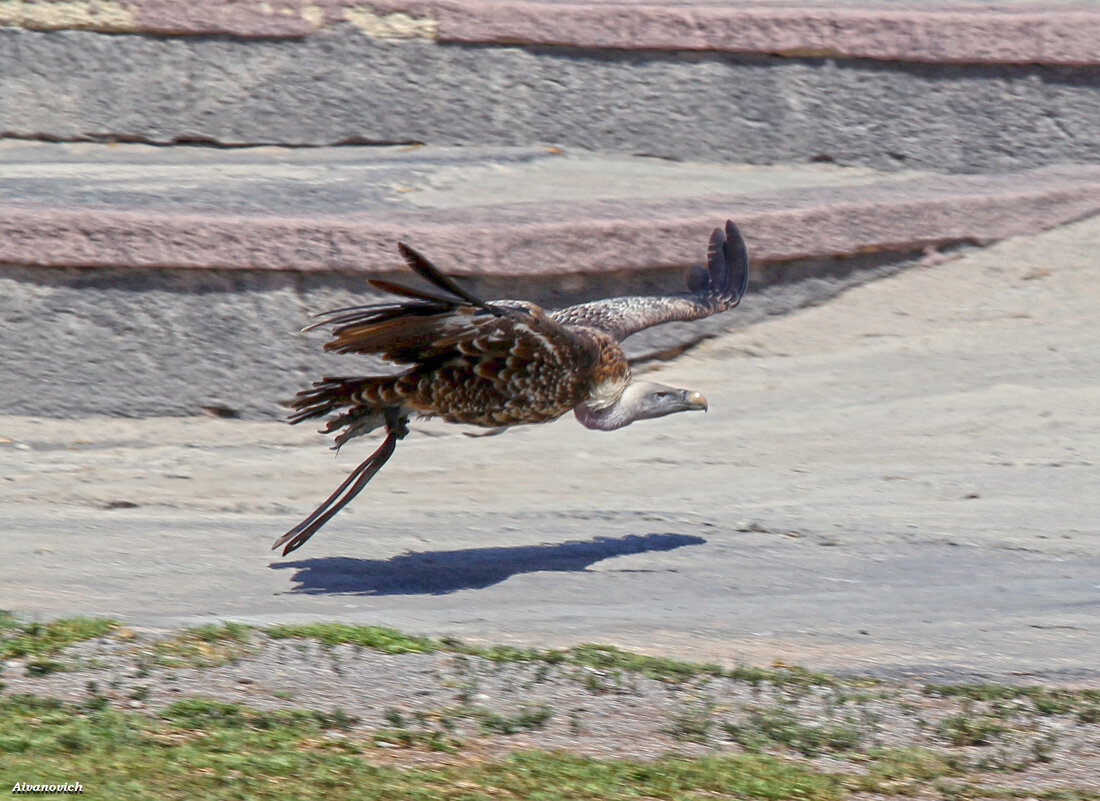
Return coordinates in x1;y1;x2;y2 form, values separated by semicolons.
1;1;1098;172
4;141;1100;276
2;140;1099;419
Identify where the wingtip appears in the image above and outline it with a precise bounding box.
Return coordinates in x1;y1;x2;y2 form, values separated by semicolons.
725;220;750;300
706;223;731;293
394;240;502;315
689;221;749;299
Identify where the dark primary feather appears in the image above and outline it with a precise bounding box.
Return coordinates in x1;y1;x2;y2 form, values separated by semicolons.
312;289;596;376
299;243;499;337
551;220;749;342
398;242;505;315
366;278;457;305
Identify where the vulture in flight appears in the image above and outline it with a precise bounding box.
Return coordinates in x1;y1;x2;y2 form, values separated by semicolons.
274;220;750;555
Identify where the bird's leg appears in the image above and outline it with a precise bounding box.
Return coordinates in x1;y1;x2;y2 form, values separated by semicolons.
385;407;410;440
272;410;409;556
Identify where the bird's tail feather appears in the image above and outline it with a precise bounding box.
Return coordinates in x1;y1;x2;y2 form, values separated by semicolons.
287;376;401;424
287;375;411;454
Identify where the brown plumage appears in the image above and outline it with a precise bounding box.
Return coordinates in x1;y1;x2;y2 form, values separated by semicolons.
273;221;750;555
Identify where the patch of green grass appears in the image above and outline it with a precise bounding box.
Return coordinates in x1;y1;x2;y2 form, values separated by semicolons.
924;682;1024;703
723;703;866;757
924;683;1100;718
663;700;717;744
729;662;842;689
473;750;843;801
370;708;462;752
0;693;842;800
403;702;554;738
23;658;66;676
847;747;961;794
266;622;438;654
382;707;406;728
370;727;459;752
929;782;1099;801
188;621;253;643
440;636;567;665
567;643;717;681
476;704;553;735
162;698;357;732
565;643;837;688
264;624;837;689
0;612;117;661
935;710;1006;747
146;622;256;667
83;682;110;712
848;746;1100;801
1076;703;1100;724
0;616;831;693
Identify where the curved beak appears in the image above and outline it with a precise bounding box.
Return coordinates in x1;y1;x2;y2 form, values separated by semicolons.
683;390;708;412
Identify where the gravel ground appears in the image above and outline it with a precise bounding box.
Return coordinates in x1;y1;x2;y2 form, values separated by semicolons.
3;629;1098;794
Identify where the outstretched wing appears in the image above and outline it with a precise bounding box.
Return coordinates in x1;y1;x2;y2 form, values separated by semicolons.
551;220;749;342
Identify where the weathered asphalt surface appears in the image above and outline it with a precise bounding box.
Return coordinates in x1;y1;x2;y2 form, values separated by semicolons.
3;217;1098;684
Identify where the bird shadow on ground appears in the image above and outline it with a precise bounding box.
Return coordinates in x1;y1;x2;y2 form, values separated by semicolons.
269;532;705;596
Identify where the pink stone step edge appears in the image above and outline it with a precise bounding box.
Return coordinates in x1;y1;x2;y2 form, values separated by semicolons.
3;167;1099;277
9;1;1099;66
433;1;1100;67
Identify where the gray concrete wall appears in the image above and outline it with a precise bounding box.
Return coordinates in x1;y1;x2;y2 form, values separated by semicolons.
0;248;925;419
3;2;1098;419
2;26;1098;173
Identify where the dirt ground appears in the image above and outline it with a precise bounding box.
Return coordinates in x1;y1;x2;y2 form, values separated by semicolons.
2;216;1098;685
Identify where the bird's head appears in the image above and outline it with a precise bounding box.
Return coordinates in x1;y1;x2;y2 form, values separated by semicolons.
622;381;708;421
575;380;707;430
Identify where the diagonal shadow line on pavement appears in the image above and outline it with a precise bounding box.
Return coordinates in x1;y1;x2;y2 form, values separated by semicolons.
269;532;706;596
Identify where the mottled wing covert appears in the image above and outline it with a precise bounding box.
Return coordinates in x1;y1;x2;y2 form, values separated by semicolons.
305;292;604;426
551;220;749;342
